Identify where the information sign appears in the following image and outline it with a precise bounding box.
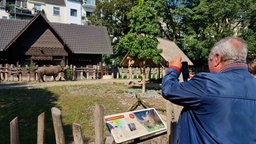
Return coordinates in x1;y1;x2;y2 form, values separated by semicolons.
104;108;166;143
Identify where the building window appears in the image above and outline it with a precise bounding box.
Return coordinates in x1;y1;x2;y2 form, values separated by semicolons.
86;11;92;17
70;9;77;17
84;0;95;5
34;4;41;12
53;7;60;16
16;1;27;8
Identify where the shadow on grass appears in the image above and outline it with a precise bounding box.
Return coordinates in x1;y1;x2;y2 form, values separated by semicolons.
0;87;58;144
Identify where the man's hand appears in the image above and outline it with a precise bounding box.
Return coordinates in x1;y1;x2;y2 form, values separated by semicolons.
169;55;182;69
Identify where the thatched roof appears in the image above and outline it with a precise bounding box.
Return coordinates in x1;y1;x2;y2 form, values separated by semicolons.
120;37;193;67
157;37;193;65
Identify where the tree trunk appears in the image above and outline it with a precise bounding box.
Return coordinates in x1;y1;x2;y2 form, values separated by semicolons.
128;59;133;81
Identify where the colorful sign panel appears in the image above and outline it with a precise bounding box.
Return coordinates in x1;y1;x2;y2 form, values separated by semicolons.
104;108;166;143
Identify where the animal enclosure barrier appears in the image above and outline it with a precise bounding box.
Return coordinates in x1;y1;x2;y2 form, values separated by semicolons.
73;65;99;80
7;103;180;144
118;67;166;80
0;63;167;82
0;64;102;82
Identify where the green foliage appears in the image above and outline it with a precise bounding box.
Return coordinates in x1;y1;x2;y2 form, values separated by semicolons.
148;0;256;65
176;0;256;64
88;0;138;39
117;33;162;64
128;2;160;36
239;0;256;60
241;29;256;60
64;68;73;80
88;0;138;66
27;63;36;72
116;1;162;92
117;1;162;65
91;0;256;66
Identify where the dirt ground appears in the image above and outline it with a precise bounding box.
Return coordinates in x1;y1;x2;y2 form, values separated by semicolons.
0;79;183;144
0;78;183;120
0;79;182;106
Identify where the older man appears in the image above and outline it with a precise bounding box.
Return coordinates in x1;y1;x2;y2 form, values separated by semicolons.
162;37;256;144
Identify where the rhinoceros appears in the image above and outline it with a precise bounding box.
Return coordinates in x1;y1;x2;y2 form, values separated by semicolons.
37;65;63;82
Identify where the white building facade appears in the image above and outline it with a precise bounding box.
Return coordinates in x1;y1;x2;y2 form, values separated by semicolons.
0;0;9;19
0;0;96;25
66;0;83;25
26;0;67;23
0;9;9;19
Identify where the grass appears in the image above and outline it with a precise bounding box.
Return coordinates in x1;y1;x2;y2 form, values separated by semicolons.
0;82;132;144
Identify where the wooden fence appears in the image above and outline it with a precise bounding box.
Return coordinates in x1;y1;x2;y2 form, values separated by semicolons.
8;102;181;144
0;64;101;82
0;64;166;82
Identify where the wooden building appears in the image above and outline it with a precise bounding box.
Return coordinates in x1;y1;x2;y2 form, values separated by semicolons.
0;12;112;67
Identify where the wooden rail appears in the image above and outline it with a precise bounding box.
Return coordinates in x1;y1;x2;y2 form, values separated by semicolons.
0;64;166;82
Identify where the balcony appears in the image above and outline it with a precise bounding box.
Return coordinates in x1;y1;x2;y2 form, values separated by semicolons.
7;5;34;20
82;0;96;10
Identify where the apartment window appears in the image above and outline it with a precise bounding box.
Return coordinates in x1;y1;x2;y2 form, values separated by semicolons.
70;9;77;17
53;7;60;16
86;11;92;17
16;1;27;8
34;4;41;12
85;0;95;5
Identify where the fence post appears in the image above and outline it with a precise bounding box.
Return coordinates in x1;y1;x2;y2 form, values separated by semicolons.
86;66;90;80
35;65;38;81
166;102;176;144
80;71;83;80
27;71;30;82
0;64;3;81
93;65;97;79
72;123;84;144
37;112;45;144
72;65;76;81
94;104;105;144
116;72;119;79
51;107;65;144
18;73;22;82
10;117;20;144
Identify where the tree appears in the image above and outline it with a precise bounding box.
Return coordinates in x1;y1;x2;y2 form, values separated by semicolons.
116;0;162;93
150;0;256;66
88;0;138;66
90;0;256;71
239;0;256;60
180;0;256;65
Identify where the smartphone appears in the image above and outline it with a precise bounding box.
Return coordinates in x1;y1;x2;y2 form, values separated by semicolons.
181;61;189;81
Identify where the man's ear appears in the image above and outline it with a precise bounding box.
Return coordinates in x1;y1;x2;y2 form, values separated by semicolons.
214;54;222;67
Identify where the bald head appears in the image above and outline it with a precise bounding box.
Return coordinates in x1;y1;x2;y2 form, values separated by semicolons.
231;38;244;49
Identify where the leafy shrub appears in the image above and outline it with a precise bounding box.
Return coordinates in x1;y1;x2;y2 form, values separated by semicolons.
64;68;73;80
